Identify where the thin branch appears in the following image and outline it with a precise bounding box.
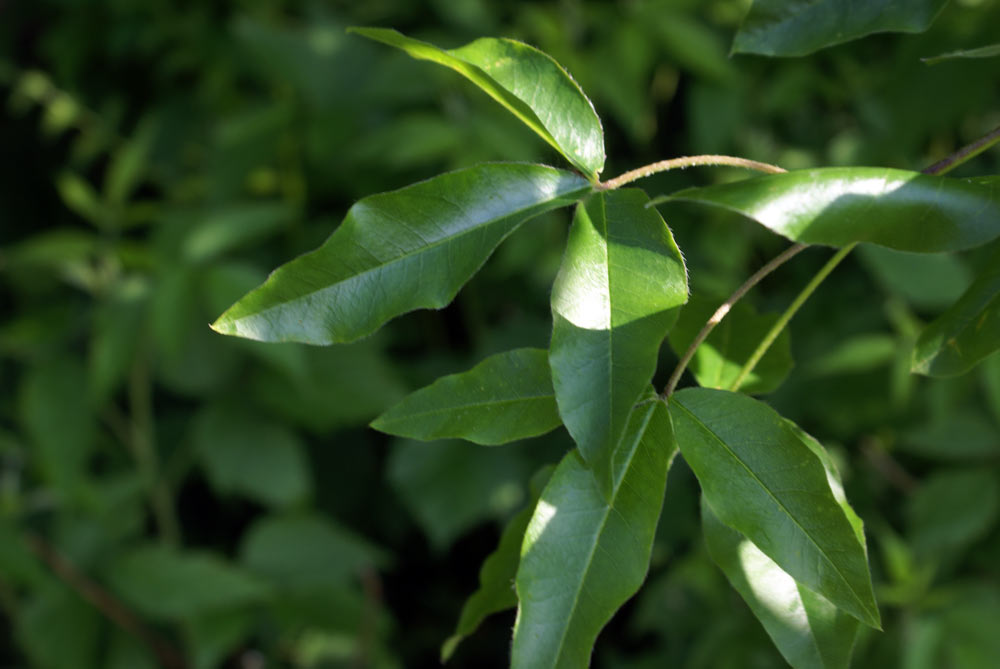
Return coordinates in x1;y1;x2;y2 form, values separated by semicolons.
25;533;186;669
923;124;1000;176
662;243;807;398
598;154;786;191
859;438;919;493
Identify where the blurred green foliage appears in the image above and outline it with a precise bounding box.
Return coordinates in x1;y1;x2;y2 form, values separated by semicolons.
2;0;1000;666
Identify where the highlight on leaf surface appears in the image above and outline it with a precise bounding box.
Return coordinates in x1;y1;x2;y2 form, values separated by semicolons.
350;27;605;179
654;168;1000;253
211;163;590;345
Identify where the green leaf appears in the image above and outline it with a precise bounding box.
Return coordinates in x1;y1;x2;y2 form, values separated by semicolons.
350;28;605;178
181;202;294;263
549;189;687;497
104;115;157;206
906;469;1000;558
669;388;880;629
912;248;1000;376
668;293;792;394
240;513;389;588
212;163;590;344
372;348;561;445
442;465;554;663
923;43;1000;65
899;409;1000;460
511;396;675;668
702;499;860;669
56;171;108;229
106;545;271;621
17;584;101;669
732;0;949;57
858;245;971;311
191;404;312;508
656;169;1000;253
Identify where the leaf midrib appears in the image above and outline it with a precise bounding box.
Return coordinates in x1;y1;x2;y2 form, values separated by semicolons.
672;399;872;622
379;394;554;422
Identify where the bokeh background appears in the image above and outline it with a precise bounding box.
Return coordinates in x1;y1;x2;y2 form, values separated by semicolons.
2;0;1000;666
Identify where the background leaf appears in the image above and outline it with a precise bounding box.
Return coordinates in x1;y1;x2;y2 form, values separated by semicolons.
659;169;1000;253
923;43;1000;65
669;388;880;628
512;397;675;668
668;293;793;394
733;0;949;57
372;348;561;445
549;189;687;496
213;163;589;344
702;499;860;669
350;28;605;178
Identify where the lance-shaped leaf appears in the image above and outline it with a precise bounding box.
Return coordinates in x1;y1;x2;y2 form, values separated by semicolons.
669;388;880;629
549;189;687;497
372;348;561;445
441;465;554;663
923;43;1000;65
351;27;605;179
212;164;590;344
703;499;860;669
655;169;1000;253
512;396;675;668
732;0;949;57
668;293;793;394
912;246;1000;377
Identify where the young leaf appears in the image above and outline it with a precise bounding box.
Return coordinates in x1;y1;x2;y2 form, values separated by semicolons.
702;499;860;669
912;248;1000;376
923;43;1000;65
350;28;605;179
655;169;1000;253
212;163;590;345
372;348;561;445
549;189;687;497
667;293;793;394
442;466;554;663
732;0;949;57
669;388;880;629
512;396;675;668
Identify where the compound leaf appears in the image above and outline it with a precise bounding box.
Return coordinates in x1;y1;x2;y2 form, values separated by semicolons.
512;396;675;668
213;163;589;344
372;348;561;445
670;388;880;629
912;246;1000;376
657;169;1000;253
703;499;860;669
549;189;687;497
733;0;949;57
350;28;605;179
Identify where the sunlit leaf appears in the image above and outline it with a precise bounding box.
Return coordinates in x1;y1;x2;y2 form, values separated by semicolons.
912;247;1000;376
372;348;561;445
442;466;554;663
655;169;1000;253
702;500;860;669
668;293;792;394
733;0;949;57
350;28;605;178
512;396;675;668
549;189;687;497
669;388;880;628
212;163;590;344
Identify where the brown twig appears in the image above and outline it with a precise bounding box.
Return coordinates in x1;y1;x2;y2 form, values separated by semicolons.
598;154;786;191
25;533;186;669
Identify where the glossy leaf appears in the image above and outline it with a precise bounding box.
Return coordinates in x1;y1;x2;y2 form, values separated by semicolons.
372;348;561;445
702;499;860;669
669;388;880;628
668;293;792;394
733;0;949;57
912;248;1000;376
549;189;687;496
923;43;1000;65
212;163;589;344
657;169;1000;253
350;28;605;179
512;396;675;668
442;466;554;663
